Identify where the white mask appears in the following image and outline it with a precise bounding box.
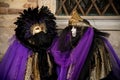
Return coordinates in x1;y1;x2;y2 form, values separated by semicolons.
71;26;77;37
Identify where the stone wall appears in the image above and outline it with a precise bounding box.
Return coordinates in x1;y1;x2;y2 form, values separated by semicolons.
0;15;17;60
0;0;120;60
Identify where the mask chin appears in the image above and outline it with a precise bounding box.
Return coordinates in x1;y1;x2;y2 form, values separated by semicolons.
27;31;53;51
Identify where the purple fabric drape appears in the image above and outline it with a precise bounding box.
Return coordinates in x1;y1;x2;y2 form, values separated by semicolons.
49;27;94;80
0;38;32;80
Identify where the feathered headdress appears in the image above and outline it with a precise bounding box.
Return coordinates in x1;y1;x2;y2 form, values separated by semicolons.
14;6;57;51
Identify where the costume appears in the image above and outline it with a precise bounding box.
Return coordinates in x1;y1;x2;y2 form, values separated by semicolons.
49;11;120;80
0;6;57;80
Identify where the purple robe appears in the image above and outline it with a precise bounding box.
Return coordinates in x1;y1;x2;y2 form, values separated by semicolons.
0;38;32;80
49;27;94;80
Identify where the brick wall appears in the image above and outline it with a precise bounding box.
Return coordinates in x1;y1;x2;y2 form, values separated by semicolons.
0;0;37;14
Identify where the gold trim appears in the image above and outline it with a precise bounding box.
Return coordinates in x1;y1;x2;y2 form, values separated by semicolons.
69;10;83;26
47;53;53;75
25;55;33;80
32;53;40;80
90;40;112;80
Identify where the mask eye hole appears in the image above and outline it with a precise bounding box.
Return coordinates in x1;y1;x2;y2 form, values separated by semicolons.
30;23;46;35
35;27;40;30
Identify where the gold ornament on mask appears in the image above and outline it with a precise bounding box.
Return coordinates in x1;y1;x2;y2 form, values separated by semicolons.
69;10;90;26
69;10;83;26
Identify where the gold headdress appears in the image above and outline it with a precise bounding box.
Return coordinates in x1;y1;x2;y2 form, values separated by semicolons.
69;10;90;26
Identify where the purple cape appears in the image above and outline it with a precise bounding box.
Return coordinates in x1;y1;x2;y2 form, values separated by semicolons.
49;27;94;80
0;38;32;80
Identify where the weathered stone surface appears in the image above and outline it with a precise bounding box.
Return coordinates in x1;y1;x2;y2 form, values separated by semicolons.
107;31;120;58
27;0;37;2
0;27;15;61
0;0;37;14
0;0;37;9
0;15;18;61
0;7;23;14
0;15;18;28
23;2;37;8
8;8;23;14
0;7;8;14
38;0;56;14
0;2;9;7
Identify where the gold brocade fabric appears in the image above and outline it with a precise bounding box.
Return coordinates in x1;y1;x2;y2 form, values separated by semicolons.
24;53;40;80
24;55;33;80
90;39;112;80
47;53;53;75
24;53;53;80
32;53;40;80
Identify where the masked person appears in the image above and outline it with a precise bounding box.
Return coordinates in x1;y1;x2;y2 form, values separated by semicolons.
49;10;120;80
0;6;57;80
